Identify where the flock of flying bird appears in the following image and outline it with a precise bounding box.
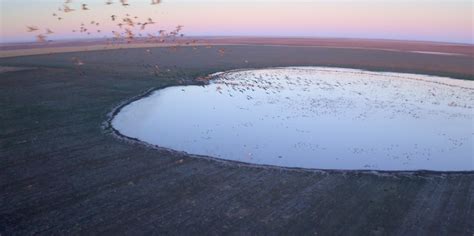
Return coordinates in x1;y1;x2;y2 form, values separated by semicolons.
26;0;226;67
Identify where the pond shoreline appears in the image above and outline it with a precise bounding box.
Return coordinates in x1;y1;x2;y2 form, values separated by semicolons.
106;66;473;174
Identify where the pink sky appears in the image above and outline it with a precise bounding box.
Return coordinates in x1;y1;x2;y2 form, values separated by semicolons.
1;0;472;44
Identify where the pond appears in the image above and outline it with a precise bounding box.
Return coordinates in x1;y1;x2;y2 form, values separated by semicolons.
112;67;473;171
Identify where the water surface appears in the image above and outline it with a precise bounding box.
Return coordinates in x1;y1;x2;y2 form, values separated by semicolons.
112;67;473;171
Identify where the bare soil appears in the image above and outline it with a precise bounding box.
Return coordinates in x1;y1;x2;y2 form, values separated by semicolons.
1;42;473;235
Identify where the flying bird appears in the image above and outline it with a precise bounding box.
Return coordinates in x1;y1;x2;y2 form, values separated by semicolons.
120;0;129;6
26;26;39;32
36;34;47;43
151;0;161;5
63;5;75;12
125;28;134;39
123;18;134;26
82;4;89;10
218;48;226;56
112;31;121;39
46;28;54;34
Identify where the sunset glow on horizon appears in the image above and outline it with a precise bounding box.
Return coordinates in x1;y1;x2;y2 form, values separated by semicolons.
1;0;472;44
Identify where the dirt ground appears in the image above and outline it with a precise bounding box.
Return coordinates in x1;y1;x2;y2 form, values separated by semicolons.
1;43;473;235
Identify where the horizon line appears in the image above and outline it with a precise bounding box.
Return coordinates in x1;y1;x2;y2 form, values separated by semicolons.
1;35;473;47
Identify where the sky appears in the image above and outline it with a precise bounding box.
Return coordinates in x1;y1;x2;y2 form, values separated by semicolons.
0;0;472;44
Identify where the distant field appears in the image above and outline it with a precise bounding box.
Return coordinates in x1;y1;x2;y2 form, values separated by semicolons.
1;37;473;58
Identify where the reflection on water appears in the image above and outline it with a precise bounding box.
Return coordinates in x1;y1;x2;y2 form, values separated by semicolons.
112;67;474;171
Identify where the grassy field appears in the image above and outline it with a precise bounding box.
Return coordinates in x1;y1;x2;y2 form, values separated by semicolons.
1;45;473;234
